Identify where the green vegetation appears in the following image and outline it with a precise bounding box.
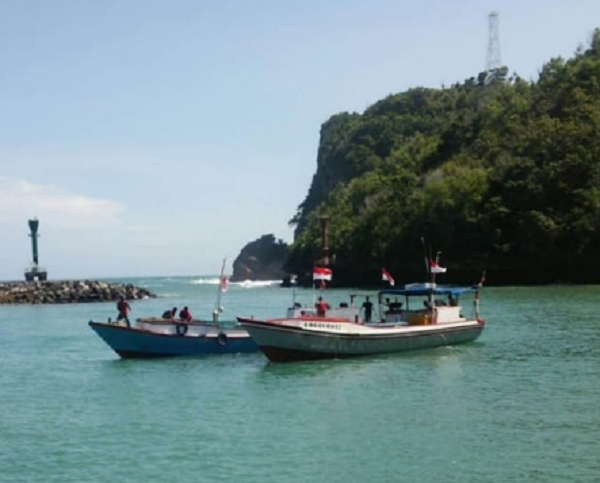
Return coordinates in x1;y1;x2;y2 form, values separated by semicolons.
287;30;600;285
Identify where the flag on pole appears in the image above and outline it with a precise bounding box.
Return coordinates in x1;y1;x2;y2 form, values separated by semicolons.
221;276;229;292
381;268;395;286
313;267;332;281
429;260;447;273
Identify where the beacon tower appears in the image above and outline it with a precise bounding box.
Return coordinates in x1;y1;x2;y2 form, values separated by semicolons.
25;218;48;282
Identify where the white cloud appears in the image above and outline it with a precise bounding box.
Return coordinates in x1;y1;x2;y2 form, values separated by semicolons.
0;176;126;230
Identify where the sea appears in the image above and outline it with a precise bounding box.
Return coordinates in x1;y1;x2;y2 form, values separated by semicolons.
0;276;599;483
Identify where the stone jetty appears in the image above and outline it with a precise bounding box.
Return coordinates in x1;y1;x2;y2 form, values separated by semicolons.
0;280;156;305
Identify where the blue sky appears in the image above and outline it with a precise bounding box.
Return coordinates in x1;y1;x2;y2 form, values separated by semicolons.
1;0;598;279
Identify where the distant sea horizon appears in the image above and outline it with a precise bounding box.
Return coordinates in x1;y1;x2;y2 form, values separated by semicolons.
0;274;283;285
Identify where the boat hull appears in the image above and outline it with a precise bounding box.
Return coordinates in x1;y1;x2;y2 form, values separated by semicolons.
88;321;258;358
237;318;484;363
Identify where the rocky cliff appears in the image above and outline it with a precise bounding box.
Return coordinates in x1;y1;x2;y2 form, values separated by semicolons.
231;234;288;282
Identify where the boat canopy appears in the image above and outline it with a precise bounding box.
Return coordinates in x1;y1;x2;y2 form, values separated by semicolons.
379;283;479;297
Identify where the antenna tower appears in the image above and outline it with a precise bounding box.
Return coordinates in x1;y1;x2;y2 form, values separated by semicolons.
485;11;502;73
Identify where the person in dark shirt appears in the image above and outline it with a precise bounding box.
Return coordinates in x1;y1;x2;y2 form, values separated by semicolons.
162;307;177;319
362;296;374;323
116;296;131;327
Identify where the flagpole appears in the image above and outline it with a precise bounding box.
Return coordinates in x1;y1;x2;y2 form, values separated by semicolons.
420;238;430;280
475;270;485;319
312;263;316;311
213;257;226;327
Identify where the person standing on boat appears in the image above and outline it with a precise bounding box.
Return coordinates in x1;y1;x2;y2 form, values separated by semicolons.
116;296;131;327
316;297;329;317
362;296;374;323
179;306;193;322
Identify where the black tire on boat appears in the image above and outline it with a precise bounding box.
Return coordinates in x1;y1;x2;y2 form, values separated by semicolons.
176;323;188;336
217;332;228;346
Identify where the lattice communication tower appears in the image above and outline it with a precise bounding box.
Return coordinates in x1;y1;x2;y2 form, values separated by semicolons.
486;11;502;72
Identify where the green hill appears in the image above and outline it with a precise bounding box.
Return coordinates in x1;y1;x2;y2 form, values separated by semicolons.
286;29;600;286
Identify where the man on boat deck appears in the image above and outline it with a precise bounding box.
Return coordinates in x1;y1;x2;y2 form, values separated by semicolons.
315;297;329;317
179;306;193;322
116;296;131;327
362;296;374;323
162;307;177;319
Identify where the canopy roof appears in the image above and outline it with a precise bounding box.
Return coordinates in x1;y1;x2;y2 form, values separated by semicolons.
379;283;479;297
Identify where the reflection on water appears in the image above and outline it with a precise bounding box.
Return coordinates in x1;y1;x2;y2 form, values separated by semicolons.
254;344;475;387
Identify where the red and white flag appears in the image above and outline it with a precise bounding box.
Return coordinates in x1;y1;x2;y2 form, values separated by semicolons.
429;260;447;274
220;276;229;292
382;268;395;286
313;267;332;281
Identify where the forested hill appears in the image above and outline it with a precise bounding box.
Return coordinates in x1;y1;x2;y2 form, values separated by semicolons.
286;29;600;286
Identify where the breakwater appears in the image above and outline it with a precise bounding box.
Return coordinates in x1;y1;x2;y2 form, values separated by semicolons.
0;280;156;305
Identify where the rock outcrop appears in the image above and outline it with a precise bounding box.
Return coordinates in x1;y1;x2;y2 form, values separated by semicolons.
231;234;289;282
0;280;156;305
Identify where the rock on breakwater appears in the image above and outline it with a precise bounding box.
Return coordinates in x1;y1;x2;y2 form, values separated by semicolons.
0;280;156;305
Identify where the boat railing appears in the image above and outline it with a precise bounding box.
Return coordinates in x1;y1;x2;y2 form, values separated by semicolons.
286;305;360;321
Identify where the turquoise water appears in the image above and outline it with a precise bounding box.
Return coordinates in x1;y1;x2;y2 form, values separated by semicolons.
1;277;599;482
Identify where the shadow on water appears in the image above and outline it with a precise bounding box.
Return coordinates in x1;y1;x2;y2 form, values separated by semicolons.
254;342;483;382
92;351;265;374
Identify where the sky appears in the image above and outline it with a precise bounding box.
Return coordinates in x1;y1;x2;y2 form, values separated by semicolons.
0;0;599;279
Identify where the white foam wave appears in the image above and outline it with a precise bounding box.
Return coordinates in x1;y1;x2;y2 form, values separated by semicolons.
234;280;281;288
189;278;281;288
190;278;221;285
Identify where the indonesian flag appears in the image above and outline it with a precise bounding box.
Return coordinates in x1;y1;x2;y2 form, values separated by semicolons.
430;260;447;274
313;266;332;281
382;268;395;286
221;276;229;292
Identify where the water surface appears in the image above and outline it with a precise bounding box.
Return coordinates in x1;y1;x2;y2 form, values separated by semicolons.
1;278;598;482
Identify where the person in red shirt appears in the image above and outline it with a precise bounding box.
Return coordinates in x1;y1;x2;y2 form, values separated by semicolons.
179;306;193;322
316;297;329;317
116;296;131;327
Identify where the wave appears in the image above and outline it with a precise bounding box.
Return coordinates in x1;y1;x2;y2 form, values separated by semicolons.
155;292;183;297
190;278;221;285
234;280;282;288
189;278;282;288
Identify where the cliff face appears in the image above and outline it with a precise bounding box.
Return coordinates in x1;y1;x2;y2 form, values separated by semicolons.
231;234;289;282
285;30;600;285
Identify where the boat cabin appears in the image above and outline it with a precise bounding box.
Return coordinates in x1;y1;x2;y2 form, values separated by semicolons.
283;283;479;326
378;283;479;326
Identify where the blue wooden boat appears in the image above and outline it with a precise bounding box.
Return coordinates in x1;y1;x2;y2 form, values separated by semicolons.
88;258;257;358
88;319;258;358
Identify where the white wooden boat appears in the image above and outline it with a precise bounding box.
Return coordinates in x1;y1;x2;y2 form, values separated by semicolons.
237;283;485;363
